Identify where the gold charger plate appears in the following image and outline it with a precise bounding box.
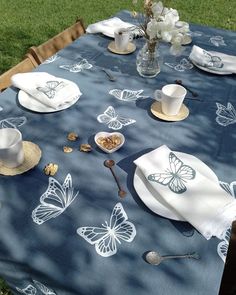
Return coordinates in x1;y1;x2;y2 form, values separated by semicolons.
151;101;189;122
0;141;42;176
108;41;136;55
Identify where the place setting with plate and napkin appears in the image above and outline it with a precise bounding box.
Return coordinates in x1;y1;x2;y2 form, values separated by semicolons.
11;72;82;113
133;145;236;240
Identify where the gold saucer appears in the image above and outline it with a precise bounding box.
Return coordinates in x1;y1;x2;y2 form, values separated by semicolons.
0;141;42;176
108;41;136;55
151;101;189;122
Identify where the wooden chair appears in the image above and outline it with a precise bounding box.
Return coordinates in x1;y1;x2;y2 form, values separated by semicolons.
0;53;39;92
28;18;86;64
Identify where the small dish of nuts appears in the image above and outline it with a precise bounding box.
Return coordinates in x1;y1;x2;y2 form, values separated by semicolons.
94;132;125;153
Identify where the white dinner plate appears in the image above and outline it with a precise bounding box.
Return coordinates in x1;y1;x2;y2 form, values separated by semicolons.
191;51;234;75
18;90;81;113
133;152;219;221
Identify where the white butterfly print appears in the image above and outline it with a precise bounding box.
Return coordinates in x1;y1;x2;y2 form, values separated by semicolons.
77;202;136;257
209;36;226;47
216;102;236;126
43;54;60;64
33;280;56;295
217;180;236;262
109;89;149;102
0;116;27;129
32;173;79;225
59;59;92;73
148;152;196;194
97;106;136;130
16;285;37;295
202;50;223;69
164;58;193;72
189;31;203;37
36;81;65;99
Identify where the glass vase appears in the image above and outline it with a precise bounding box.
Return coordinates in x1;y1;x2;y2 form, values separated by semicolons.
136;39;160;78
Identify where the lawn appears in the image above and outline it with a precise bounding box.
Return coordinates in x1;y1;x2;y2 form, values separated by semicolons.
0;0;236;293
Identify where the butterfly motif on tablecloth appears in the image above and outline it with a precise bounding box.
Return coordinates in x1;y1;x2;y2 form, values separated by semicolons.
32;174;79;225
202;50;223;69
0;116;27;129
217;180;236;262
164;58;193;72
97;106;136;130
148;152;196;194
43;54;60;64
189;31;203;37
216;102;236;126
16;281;56;295
77;202;136;257
59;59;92;73
209;36;226;47
109;89;149;102
36;81;65;99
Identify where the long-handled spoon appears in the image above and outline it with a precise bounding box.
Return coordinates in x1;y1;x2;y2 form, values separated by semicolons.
175;79;199;97
103;160;126;198
145;250;199;266
101;68;116;82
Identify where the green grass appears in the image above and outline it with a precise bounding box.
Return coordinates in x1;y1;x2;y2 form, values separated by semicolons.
0;0;236;74
0;0;236;292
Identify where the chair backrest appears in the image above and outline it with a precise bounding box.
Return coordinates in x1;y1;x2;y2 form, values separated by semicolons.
0;53;39;92
28;18;86;64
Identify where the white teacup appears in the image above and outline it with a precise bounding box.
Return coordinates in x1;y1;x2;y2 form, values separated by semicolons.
114;29;133;51
0;128;24;168
154;84;187;116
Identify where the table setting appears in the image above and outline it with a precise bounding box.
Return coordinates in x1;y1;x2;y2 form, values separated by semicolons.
0;1;236;294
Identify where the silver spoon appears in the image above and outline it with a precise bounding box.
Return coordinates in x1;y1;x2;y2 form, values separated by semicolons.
103;160;126;198
101;68;116;82
145;251;199;266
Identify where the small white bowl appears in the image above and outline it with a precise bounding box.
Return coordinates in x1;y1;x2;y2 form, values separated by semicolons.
94;132;125;153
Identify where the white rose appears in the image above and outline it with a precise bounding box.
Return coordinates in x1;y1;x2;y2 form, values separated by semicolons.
146;19;159;40
151;1;163;17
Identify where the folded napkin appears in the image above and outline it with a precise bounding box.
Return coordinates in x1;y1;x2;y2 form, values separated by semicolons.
11;72;82;109
189;45;236;73
86;17;140;38
134;145;236;240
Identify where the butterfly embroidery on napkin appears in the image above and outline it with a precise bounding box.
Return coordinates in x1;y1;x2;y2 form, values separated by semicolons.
77;202;136;257
36;81;65;99
109;89;148;102
0;116;27;129
97;106;136;130
202;50;223;69
32;174;79;225
216;102;236;126
148;152;196;194
59;59;93;73
164;58;193;72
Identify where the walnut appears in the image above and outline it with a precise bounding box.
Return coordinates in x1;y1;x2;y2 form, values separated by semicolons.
44;163;58;176
97;135;122;150
67;132;79;141
80;144;92;152
63;146;73;153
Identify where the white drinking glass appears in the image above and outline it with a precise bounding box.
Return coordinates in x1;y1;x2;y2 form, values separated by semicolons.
114;29;133;51
0;128;24;168
154;84;187;116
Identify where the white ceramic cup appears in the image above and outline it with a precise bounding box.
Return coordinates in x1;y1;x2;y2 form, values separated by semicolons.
114;29;133;51
0;128;24;168
154;84;187;116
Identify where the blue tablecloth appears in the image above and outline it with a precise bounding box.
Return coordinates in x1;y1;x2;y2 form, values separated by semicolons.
0;10;236;295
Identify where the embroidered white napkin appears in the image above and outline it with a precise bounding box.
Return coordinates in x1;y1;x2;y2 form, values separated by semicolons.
86;17;139;37
189;45;236;73
134;145;236;240
11;72;82;109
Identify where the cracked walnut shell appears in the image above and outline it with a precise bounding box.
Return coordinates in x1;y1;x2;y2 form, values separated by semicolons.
80;144;92;152
67;132;79;141
44;163;58;176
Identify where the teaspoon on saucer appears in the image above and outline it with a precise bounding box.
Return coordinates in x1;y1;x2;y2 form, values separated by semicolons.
145;251;200;266
103;160;126;198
